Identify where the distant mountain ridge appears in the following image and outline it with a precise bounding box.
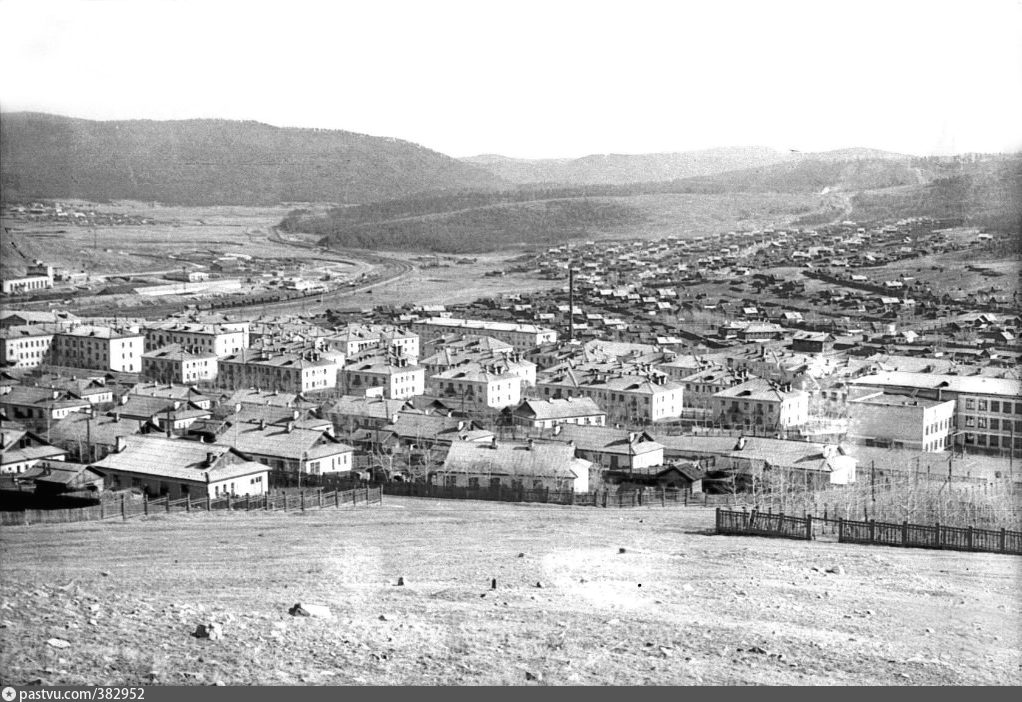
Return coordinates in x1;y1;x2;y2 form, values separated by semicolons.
0;112;506;206
461;146;914;185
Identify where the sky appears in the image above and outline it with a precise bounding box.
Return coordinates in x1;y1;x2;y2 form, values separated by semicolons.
1;0;1020;159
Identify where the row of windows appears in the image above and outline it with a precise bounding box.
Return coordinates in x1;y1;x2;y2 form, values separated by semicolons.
924;417;950;435
963;416;1022;432
963;398;1019;414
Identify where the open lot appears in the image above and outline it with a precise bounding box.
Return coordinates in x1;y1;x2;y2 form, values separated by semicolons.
1;498;1018;686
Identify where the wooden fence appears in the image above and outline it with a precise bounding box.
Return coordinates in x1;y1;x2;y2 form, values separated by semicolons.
715;507;1022;556
382;482;744;508
0;487;383;526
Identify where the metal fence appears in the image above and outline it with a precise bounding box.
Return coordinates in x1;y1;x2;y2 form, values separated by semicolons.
714;507;1022;556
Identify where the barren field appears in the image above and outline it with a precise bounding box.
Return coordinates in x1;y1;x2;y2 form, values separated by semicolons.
1;498;1018;686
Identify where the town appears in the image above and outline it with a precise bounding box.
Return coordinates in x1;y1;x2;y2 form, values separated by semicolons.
2;208;1018;524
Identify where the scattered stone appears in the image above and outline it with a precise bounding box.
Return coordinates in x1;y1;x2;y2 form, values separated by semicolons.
518;553;525;558
396;577;405;586
491;578;497;590
618;548;627;554
379;614;389;621
100;572;109;577
925;627;934;634
88;618;98;626
659;646;674;657
289;603;332;618
525;671;542;681
46;638;71;649
747;646;768;655
535;581;544;589
479;594;486;598
826;565;845;575
193;623;223;640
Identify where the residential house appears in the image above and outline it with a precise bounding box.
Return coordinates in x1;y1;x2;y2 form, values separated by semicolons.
90;435;268;499
511;397;606;429
433;439;591;493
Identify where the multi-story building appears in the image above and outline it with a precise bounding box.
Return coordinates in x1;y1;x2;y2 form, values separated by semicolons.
142;345;219;385
411;317;557;351
678;367;748;410
846;392;955;452
710;378;810;431
1;325;54;369
51;325;145;373
849;371;1022;456
535;369;684;424
143;322;248;358
218;348;340;394
330;324;420;359
430;363;522;411
341;354;424;400
224;420;355;477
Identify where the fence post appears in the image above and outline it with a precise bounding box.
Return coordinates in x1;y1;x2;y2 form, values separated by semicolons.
661;488;665;507
935;522;941;548
186;496;191;513
602;490;608;508
318;490;323;509
100;501;104;520
300;490;305;512
805;514;813;541
569;490;575;506
227;493;232;511
365;487;370;505
869;519;875;544
143;493;148;516
704;492;708;508
206;494;211;512
902;521;908;546
121;495;126;520
967;525;973;551
166;496;171;513
637;490;642;507
265;492;270;511
335;489;340;509
837;517;844;542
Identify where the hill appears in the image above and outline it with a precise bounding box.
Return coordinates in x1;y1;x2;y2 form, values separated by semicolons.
0;498;1016;685
462;146;791;185
0;113;505;206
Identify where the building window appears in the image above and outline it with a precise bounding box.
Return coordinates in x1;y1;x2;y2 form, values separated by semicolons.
468;477;479;488
990;419;999;431
978;400;987;412
990;401;1000;413
965;416;975;428
965;399;975;410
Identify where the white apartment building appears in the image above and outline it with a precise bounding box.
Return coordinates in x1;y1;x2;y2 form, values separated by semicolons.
218;348;340;394
51;326;145;373
1;325;54;369
143;322;248;358
142;344;219;385
411;317;557;351
341;355;425;400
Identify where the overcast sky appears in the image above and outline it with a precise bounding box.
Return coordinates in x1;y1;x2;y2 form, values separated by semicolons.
2;0;1020;158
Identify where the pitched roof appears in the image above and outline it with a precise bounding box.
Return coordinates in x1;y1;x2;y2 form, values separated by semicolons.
552;424;663;456
91;437;268;482
514;397;605;421
222;424;352;460
440;440;588;479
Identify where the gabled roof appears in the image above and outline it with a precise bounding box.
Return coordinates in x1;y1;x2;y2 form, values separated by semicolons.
513;397;604;421
91;436;267;482
440;440;588;479
222;423;352;460
552;424;663;456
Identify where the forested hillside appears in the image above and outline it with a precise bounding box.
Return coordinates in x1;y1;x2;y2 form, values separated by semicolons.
0;113;505;205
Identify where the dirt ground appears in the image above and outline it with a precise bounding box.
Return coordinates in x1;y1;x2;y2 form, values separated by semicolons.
0;498;1018;686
